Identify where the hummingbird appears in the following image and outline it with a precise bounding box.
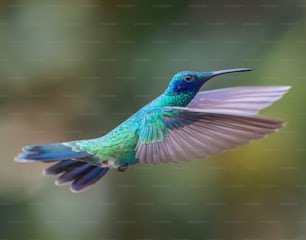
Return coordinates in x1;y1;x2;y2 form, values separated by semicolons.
15;68;290;192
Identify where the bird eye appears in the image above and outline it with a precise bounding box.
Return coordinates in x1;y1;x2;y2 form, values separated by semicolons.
183;75;194;82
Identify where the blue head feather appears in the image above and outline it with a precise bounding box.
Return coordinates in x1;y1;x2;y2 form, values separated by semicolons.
165;71;211;96
165;68;252;96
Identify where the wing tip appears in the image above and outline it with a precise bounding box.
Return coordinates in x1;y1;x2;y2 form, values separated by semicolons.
268;118;287;129
281;85;291;90
275;120;287;131
277;85;291;96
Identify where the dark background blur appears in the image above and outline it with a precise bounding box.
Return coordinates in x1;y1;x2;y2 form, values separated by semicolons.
1;1;305;239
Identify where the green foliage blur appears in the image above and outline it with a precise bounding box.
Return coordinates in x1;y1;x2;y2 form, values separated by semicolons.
0;1;305;239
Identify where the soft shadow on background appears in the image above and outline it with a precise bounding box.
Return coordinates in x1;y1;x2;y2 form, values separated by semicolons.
1;1;305;239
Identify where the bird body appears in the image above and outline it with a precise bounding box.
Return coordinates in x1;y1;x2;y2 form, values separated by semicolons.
16;68;290;192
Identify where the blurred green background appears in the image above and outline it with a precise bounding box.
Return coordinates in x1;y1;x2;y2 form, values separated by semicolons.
0;0;305;239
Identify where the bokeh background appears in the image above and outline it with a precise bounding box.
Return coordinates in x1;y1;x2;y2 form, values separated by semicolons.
0;1;305;239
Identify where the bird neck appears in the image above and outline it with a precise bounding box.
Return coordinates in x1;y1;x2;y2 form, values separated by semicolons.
148;92;196;108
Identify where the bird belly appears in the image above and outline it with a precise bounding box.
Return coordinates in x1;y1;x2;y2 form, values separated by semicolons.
98;141;138;168
76;122;139;168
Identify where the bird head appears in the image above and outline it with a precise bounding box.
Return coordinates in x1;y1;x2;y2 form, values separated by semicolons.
165;68;253;96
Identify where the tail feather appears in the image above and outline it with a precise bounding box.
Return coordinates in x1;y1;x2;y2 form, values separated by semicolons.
23;144;73;152
43;159;81;175
46;160;109;192
55;162;93;185
15;143;110;192
44;160;109;192
71;167;109;192
15;143;90;162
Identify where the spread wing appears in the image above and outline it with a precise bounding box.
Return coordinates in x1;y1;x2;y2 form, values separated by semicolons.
187;86;290;116
136;107;285;164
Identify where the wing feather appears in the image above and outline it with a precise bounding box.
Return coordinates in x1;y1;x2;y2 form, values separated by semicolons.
188;86;290;116
136;107;285;164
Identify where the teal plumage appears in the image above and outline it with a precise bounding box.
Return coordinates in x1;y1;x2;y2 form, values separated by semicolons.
15;68;290;192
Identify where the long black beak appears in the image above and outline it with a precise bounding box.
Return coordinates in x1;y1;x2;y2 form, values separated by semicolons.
206;68;253;79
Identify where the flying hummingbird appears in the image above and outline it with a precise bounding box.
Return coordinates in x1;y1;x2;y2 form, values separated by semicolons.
15;68;290;192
